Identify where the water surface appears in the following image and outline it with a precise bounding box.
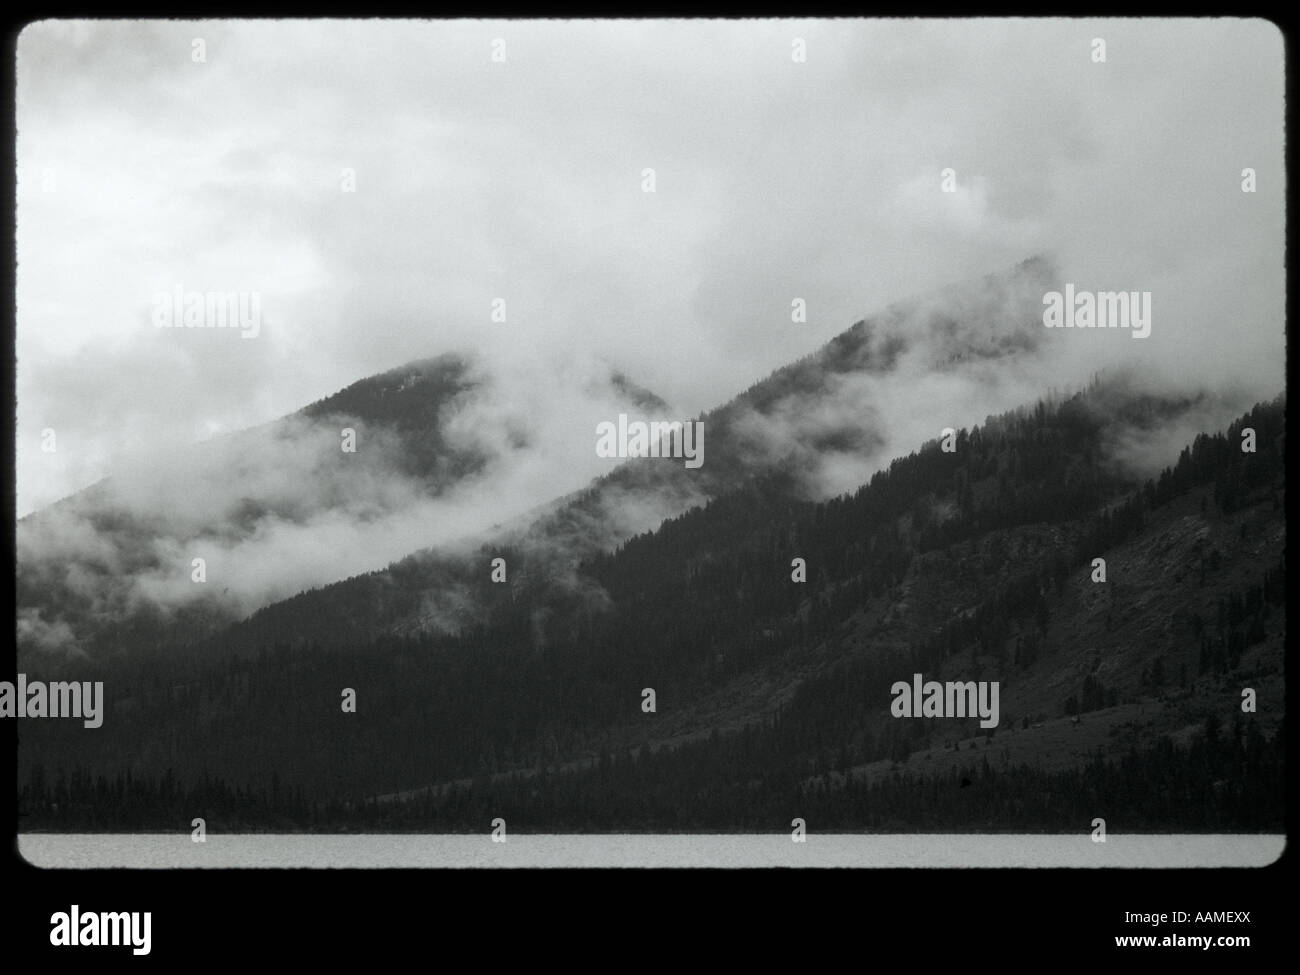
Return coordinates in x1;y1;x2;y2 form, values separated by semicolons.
18;833;1285;869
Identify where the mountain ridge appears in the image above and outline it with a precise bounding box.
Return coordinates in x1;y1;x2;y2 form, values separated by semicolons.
198;254;1074;651
15;380;1284;831
16;349;671;659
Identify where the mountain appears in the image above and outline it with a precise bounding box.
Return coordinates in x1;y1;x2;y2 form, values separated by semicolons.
16;254;1284;833
203;255;1079;651
16;351;670;660
16;380;1285;832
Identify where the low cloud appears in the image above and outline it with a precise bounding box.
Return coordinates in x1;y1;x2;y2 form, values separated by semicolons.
17;347;679;653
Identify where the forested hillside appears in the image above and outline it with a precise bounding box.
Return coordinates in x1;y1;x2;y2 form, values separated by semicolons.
16;353;668;660
18;381;1285;831
192;256;1066;653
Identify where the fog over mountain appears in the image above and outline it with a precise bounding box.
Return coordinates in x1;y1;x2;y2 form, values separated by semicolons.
17;20;1283;513
46;254;1249;657
17;350;671;654
12;19;1284;856
17;246;1274;659
16;21;1282;660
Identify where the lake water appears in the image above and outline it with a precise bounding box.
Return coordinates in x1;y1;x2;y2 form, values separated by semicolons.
18;833;1285;869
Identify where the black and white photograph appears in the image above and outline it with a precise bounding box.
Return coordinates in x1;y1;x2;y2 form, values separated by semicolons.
6;13;1288;958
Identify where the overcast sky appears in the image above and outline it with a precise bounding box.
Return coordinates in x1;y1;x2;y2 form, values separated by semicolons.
15;18;1285;517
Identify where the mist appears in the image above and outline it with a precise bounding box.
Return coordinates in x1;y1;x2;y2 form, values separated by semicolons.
15;19;1284;653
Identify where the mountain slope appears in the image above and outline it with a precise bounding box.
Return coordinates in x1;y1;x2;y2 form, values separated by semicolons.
207;255;1078;652
16;382;1284;831
17;352;670;659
